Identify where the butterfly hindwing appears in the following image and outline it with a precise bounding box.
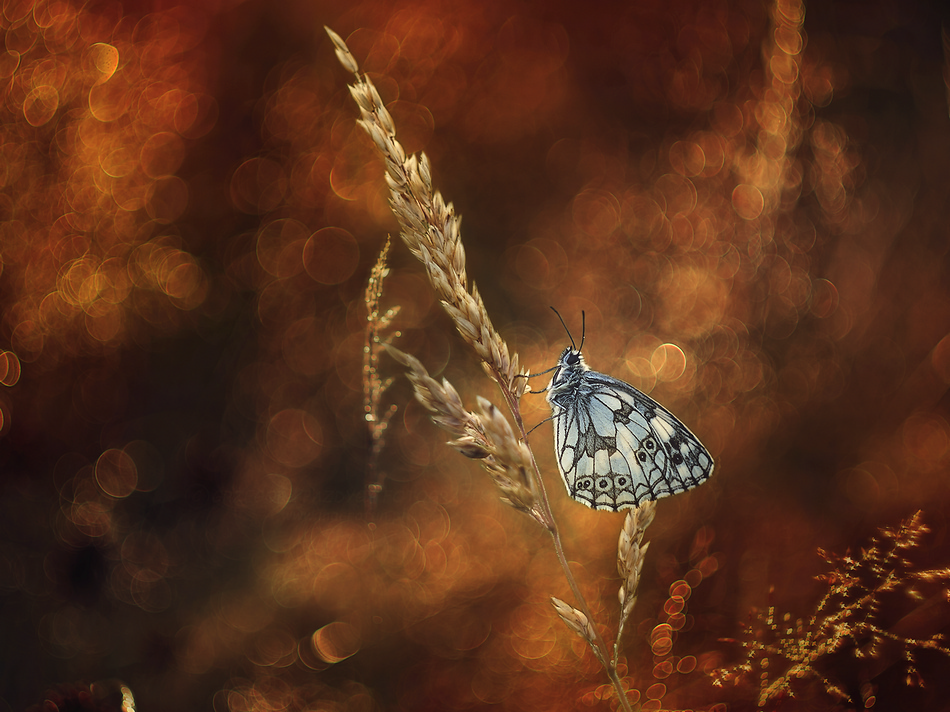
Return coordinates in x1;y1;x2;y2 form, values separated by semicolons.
547;348;713;511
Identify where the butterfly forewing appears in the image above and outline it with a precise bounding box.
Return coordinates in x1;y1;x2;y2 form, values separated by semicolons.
546;348;713;511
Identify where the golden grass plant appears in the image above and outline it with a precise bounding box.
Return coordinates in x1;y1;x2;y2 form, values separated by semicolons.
328;25;655;710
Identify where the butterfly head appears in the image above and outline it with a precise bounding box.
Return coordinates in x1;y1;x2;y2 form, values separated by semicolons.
545;309;590;399
547;346;590;396
559;347;586;369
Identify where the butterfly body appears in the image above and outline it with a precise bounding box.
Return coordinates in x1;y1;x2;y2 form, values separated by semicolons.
546;346;713;511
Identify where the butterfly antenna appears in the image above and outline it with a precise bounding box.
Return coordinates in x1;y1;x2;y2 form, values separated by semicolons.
549;306;576;350
579;311;586;351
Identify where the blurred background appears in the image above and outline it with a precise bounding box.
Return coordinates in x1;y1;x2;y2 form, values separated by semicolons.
2;0;950;709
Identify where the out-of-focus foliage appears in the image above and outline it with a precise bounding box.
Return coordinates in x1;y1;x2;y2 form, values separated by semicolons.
2;0;950;710
714;511;950;707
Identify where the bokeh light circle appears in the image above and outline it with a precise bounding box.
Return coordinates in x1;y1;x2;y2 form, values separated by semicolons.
303;227;360;285
266;409;323;467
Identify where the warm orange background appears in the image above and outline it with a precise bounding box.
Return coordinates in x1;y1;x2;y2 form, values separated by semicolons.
2;0;950;709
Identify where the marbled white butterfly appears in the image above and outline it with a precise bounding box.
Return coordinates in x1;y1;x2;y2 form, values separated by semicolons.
541;310;714;511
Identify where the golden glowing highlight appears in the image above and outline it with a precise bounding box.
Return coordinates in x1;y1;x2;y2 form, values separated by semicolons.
6;1;949;711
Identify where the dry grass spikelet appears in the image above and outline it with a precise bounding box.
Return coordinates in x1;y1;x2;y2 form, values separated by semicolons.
614;500;657;663
385;346;541;519
325;26;526;395
552;597;606;667
363;237;400;512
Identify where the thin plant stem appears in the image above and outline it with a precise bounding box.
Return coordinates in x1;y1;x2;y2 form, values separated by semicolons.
510;391;633;712
328;26;635;710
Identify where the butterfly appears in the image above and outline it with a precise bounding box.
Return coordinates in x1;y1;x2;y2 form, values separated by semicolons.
539;310;714;511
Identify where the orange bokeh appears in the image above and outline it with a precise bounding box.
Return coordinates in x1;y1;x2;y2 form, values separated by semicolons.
2;0;950;711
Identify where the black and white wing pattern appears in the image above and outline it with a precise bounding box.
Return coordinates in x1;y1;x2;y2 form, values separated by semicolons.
545;347;713;511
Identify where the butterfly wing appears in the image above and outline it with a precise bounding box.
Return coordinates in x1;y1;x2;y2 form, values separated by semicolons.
552;371;714;511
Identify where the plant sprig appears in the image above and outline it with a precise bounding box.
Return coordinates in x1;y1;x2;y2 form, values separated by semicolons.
328;25;655;710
